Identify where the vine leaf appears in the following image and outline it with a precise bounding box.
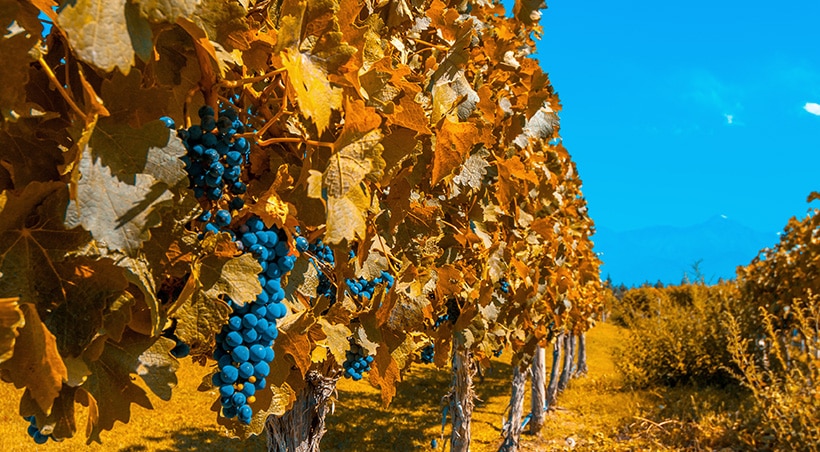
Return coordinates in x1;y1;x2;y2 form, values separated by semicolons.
324;129;383;198
0;303;68;414
0;18;38;119
325;184;369;244
0;297;24;364
89;119;187;187
273;311;315;377
281;49;342;135
317;318;350;365
0;127;64;188
132;0;198;23
197;250;263;306
65;147;174;255
100;71;174;128
82;333;178;443
431;118;479;186
173;292;231;354
0;181;90;306
47;258;129;357
368;345;401;406
57;0;145;74
19;384;80;440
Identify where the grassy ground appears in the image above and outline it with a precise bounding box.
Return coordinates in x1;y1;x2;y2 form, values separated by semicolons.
0;322;748;451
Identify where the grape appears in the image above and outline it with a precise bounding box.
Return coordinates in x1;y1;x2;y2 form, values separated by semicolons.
23;416;53;444
238;361;255;379
249;344;267;362
199;105;215;118
242;313;258;328
231;345;250;362
253;361;271;378
160;116;175;129
226;331;243;347
342;341;373;380
220;365;239;384
421;343;435;364
238;404;253;420
219;384;235;398
231;392;247;407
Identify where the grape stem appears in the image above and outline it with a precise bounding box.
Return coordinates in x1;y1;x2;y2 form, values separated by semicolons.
256;136;334;148
38;56;87;122
215;68;287;89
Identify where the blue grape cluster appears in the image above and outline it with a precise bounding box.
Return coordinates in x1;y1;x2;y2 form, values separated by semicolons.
499;278;510;294
433;299;460;328
298;237;337;300
344;271;394;300
420;343;435;364
23;416;51;444
342;342;373;380
195;208;236;238
161;321;191;359
211;215;292;424
176;106;249;208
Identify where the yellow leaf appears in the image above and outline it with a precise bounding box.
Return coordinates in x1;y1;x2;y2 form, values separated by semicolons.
310;346;327;363
281;50;342;135
325;185;368;244
57;0;138;74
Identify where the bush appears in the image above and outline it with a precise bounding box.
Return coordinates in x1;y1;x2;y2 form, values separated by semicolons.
615;283;742;388
726;297;820;451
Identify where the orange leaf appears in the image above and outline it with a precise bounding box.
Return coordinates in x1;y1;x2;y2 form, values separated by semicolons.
432;118;479;186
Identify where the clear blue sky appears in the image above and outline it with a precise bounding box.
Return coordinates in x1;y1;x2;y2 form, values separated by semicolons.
533;0;820;234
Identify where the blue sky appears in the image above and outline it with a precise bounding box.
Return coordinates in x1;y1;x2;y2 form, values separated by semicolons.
533;0;820;235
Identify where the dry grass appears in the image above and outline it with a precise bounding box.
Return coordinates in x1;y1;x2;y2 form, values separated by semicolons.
0;322;748;451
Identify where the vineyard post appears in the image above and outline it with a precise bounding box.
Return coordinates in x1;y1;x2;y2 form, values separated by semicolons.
448;331;476;452
530;345;547;433
499;362;529;452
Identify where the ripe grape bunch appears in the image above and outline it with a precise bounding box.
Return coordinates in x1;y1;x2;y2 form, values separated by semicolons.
211;215;293;425
433;298;461;328
499;278;511;294
296;236;337;301
344;248;395;300
420;343;435;364
342;341;374;381
23;416;52;444
172;105;249;209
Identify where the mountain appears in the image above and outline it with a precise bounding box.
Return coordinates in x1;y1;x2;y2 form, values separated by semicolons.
593;216;778;287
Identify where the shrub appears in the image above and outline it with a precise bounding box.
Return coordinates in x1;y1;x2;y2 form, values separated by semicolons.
726;296;820;451
615;283;742;388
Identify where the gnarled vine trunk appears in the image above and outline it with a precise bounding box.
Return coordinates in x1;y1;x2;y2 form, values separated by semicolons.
265;370;339;452
574;333;588;377
558;333;575;391
447;333;476;452
546;334;563;409
499;364;529;451
529;345;547;434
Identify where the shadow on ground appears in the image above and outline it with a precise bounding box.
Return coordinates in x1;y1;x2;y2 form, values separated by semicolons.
121;427;267;452
322;359;515;451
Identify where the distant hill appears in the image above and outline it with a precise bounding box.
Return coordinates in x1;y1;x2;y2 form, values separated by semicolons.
593;216;778;287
